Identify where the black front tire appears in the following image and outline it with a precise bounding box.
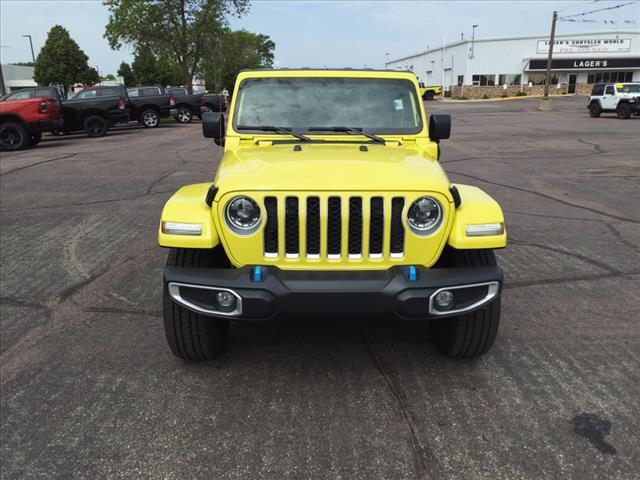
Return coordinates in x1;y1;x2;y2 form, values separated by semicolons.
589;102;602;118
424;91;435;101
163;248;230;361
0;121;29;151
83;115;108;137
616;103;631;119
430;249;501;358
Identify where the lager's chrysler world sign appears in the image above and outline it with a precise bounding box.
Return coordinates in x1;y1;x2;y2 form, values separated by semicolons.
537;38;631;54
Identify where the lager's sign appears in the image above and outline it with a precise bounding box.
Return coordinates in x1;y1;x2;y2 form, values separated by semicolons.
536;38;631;54
529;57;640;70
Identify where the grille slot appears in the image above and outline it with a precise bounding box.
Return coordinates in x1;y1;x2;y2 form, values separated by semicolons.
369;197;384;257
348;197;363;257
306;197;320;257
263;197;278;257
390;197;405;256
285;197;300;257
327;197;342;257
262;194;410;262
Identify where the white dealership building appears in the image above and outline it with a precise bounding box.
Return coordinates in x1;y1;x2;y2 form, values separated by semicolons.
385;30;640;97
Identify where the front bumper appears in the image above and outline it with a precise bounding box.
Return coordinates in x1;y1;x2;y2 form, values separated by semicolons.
164;265;502;321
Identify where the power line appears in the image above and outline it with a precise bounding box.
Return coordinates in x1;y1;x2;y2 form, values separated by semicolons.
557;0;600;14
559;1;636;19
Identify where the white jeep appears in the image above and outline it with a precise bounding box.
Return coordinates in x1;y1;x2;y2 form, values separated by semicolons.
588;82;640;119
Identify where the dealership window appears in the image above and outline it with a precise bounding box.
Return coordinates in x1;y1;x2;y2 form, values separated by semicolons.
472;74;495;86
457;75;464;86
587;71;633;83
528;73;558;85
498;74;522;85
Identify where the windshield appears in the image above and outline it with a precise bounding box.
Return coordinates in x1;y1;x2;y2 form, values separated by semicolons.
233;77;422;134
617;84;640;93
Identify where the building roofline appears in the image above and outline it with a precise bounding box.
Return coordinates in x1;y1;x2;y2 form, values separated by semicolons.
387;29;640;64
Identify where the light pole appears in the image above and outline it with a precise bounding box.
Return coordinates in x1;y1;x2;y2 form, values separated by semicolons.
470;25;478;59
385;52;389;66
22;35;35;64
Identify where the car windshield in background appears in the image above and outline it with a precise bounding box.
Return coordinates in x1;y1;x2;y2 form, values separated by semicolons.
233;77;422;134
617;84;640;93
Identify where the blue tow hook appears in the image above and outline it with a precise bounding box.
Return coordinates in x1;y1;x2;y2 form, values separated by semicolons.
252;266;264;282
408;265;417;282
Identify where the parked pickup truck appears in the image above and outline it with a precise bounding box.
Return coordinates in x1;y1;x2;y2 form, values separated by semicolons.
165;87;206;123
62;86;130;137
202;92;227;115
126;86;178;127
0;86;64;151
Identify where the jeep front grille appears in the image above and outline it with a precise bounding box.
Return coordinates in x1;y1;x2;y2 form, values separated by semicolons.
262;195;406;260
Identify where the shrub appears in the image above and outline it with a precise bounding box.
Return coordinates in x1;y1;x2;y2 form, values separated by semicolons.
516;91;528;97
482;94;490;99
500;93;509;98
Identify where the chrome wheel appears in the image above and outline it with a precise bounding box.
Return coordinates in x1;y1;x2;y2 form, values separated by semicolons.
176;107;192;123
142;110;160;127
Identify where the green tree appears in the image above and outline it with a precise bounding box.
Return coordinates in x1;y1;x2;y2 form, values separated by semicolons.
202;29;274;93
82;67;101;85
33;25;98;91
157;53;183;87
117;61;136;85
104;0;249;93
132;44;160;85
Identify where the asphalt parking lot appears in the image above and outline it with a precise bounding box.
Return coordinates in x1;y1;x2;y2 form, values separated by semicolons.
1;96;639;480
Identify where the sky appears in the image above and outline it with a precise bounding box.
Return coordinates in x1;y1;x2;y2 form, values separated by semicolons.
1;0;638;75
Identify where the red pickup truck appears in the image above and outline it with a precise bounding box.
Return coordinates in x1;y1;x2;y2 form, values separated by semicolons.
0;87;64;151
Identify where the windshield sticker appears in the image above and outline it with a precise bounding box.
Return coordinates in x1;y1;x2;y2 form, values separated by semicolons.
394;99;404;110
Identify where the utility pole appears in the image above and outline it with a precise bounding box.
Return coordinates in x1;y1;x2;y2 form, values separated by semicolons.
22;35;35;64
539;10;557;110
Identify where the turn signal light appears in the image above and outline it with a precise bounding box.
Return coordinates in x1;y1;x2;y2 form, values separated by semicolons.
162;222;202;236
466;223;504;237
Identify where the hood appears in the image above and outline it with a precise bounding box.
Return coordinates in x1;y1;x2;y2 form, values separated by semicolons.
214;143;451;194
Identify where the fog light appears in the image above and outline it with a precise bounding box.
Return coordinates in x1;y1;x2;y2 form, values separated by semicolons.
215;291;236;311
434;290;454;310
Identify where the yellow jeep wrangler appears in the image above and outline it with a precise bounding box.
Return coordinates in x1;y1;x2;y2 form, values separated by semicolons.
158;69;506;361
418;82;442;101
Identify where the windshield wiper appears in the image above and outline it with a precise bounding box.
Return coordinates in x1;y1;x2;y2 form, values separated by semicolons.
236;125;311;142
307;126;385;143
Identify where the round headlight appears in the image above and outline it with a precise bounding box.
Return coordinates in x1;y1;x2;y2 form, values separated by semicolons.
407;196;443;235
225;196;261;234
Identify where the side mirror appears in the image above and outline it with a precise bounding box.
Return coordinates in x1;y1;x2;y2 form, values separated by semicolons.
202;112;225;146
429;114;451;142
